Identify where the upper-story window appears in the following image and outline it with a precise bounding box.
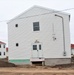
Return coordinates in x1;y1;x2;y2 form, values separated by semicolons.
15;24;18;27
0;45;1;48
33;22;40;31
3;45;5;48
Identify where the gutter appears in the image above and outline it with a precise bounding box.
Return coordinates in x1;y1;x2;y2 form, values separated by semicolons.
55;14;66;56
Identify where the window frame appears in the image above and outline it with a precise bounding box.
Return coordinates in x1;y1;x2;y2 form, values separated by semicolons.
33;22;40;31
33;45;37;50
32;43;42;51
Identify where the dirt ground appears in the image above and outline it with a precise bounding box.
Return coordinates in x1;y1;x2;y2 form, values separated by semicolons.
0;60;74;75
0;67;74;75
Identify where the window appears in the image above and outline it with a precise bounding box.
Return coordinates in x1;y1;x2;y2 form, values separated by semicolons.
0;45;1;48
0;52;1;56
16;43;19;47
33;22;40;31
33;45;37;50
4;52;5;55
15;24;18;27
3;45;5;48
39;45;41;50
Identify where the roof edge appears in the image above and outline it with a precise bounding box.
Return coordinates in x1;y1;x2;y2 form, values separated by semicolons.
7;6;35;24
0;41;6;44
7;5;70;24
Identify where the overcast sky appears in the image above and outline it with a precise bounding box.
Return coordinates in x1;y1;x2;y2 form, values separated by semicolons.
0;0;74;47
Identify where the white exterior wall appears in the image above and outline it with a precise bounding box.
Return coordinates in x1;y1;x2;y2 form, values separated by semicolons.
8;6;71;61
0;44;6;58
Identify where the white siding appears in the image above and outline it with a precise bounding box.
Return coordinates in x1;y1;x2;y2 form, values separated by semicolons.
8;6;71;60
0;44;6;58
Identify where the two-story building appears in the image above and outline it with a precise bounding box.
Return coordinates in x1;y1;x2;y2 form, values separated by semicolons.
0;41;6;58
71;44;74;55
8;6;71;66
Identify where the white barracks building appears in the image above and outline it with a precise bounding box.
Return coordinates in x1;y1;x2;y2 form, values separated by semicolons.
0;41;6;58
8;6;71;66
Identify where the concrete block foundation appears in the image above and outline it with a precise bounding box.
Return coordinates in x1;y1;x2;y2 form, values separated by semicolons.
45;58;71;66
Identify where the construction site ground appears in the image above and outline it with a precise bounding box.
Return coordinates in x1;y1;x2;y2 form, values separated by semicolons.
0;59;74;75
0;65;74;75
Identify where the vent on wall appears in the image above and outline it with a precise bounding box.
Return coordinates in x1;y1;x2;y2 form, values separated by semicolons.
15;24;18;27
16;43;19;47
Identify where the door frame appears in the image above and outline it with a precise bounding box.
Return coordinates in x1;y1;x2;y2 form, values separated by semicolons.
31;43;43;58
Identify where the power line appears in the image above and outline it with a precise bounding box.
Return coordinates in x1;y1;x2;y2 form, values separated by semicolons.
61;8;74;11
18;8;74;20
0;7;74;23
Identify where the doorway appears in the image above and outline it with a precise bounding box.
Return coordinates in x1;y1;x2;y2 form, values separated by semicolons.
32;61;42;66
32;44;43;58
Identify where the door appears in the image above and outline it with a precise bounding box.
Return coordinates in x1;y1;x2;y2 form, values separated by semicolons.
32;44;43;58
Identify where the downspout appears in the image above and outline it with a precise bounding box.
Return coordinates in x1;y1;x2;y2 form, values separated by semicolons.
55;14;66;56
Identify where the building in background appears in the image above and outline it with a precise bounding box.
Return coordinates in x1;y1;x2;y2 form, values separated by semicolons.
8;6;71;66
0;41;6;58
6;47;8;58
71;44;74;55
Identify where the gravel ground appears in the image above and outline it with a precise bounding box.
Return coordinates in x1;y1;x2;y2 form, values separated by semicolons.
0;60;74;75
0;67;74;75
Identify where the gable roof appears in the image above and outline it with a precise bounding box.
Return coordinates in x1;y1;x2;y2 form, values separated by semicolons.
71;44;74;49
0;41;6;44
7;5;70;24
